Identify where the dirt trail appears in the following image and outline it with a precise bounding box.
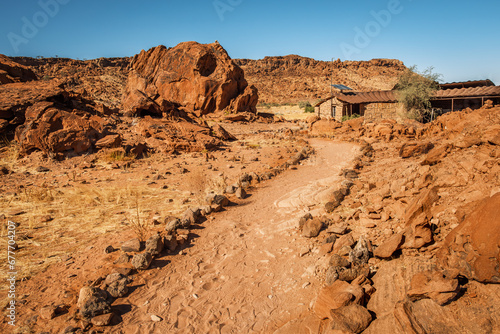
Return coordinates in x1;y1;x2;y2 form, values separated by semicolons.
113;139;359;333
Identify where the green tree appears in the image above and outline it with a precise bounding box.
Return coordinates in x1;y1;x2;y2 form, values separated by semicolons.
396;66;442;121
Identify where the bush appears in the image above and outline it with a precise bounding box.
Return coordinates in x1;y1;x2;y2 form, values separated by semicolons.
341;114;361;122
304;106;315;113
396;66;441;121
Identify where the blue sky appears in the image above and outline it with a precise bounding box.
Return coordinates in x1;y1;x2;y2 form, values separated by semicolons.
1;0;499;84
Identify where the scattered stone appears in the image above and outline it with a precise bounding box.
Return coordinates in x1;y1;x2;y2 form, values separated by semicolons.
165;217;181;234
77;287;111;319
373;233;404;258
235;187;247;199
349;236;371;265
105;246;115;254
298;213;313;229
302;218;323;238
324;234;337;244
407;270;460;305
36;166;50;173
313;280;364;319
330;304;373;334
330;254;350;268
121;238;141;253
328;225;348;235
164;235;178;252
151;314;163;322
333;234;355;254
399;142;434;158
131;252;153;270
225;185;236;194
91;312;114;326
114;253;130;264
183;207;201;225
95;134;122;149
145;233;164;256
39;306;56;320
104;273;129;298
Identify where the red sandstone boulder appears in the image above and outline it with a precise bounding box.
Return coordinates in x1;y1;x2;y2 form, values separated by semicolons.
437;193;500;283
121;42;258;117
399;142;434;158
15;102;103;155
0;54;37;84
0;80;65;124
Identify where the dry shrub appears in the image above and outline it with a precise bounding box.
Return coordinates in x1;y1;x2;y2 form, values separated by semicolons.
126;192;148;242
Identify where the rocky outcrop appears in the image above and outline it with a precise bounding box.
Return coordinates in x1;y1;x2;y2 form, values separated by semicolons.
14;101;104;156
235;56;407;103
0;54;37;84
437;193;500;283
121;42;258;117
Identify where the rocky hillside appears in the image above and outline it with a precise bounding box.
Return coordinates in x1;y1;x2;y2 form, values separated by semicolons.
234;56;407;104
11;56;130;108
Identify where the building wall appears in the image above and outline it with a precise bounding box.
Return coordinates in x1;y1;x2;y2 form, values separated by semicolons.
363;102;404;122
316;98;346;121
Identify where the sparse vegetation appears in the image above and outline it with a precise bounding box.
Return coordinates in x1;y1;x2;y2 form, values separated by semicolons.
396;66;441;121
127;192;148;242
298;101;315;113
341;114;361;122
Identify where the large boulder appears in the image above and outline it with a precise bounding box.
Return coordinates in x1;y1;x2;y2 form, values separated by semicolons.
437;193;500;283
0;54;37;84
14;102;103;156
121;41;258;117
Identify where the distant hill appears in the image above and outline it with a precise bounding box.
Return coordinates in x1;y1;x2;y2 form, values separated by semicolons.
234;56;407;104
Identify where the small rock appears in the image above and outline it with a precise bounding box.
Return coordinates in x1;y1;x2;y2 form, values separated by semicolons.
337;245;353;257
36;166;50;173
225;185;236;194
91;313;114;326
328;225;348;235
349;236;371;265
330;254;350;268
302;218;323;238
314;280;364;319
235;187;247;199
145;233;164;256
121;238;141;253
165;217;181;234
77;287;111;319
298;213;313;229
104;273;129;298
333;234;355;254
330;304;373;333
39;306;56;320
151;314;163;322
164;235;178;252
373;233;404;258
131;252;153;270
114;253;130;264
105;246;115;254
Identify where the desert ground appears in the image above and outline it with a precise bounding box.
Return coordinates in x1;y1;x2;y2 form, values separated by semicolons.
0;41;499;334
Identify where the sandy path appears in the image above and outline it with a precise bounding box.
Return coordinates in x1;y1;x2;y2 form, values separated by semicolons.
112;140;359;333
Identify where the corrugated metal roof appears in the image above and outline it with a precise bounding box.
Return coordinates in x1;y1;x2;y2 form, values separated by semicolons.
433;86;500;98
316;85;500;106
439;80;494;90
335;90;397;104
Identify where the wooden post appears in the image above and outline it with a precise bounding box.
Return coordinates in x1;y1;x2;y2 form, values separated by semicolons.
452;99;454;112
